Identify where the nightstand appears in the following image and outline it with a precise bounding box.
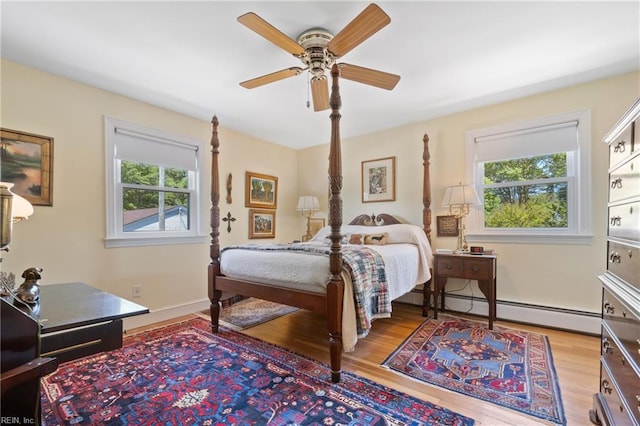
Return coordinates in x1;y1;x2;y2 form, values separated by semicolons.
432;253;497;329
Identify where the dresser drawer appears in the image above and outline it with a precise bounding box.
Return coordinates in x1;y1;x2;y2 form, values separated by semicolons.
602;324;640;425
609;122;635;169
608;241;640;289
600;360;639;425
435;256;463;277
610;155;640;204
609;201;640;242
602;288;640;370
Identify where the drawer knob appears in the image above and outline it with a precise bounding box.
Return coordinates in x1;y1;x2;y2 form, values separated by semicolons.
602;379;612;394
610;177;623;189
472;265;480;272
609;252;621;263
614;140;626;153
629;250;633;259
603;338;614;354
610;216;622;226
446;265;452;269
621;356;626;366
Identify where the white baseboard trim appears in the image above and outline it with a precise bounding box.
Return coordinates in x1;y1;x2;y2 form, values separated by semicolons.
123;299;210;332
396;291;601;335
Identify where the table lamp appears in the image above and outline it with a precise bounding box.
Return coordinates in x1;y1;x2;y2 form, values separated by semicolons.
297;195;319;241
441;183;480;253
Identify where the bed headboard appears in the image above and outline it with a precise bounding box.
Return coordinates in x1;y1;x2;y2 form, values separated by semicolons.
348;213;401;226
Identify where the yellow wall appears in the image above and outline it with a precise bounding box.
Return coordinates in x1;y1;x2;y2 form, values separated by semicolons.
1;60;299;313
298;71;640;314
3;58;638;321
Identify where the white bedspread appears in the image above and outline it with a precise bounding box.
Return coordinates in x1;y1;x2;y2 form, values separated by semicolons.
220;223;433;351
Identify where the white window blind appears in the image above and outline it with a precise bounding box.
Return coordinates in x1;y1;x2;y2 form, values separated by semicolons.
474;121;578;162
114;128;199;171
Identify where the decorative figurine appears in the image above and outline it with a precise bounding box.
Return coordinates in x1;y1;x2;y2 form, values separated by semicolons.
15;266;43;305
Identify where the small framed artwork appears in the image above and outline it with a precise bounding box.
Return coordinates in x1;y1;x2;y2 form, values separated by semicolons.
437;215;459;237
0;128;54;206
245;171;278;209
362;156;395;203
309;218;326;237
249;209;276;239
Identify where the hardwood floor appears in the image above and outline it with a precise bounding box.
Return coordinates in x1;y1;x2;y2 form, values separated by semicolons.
131;302;600;426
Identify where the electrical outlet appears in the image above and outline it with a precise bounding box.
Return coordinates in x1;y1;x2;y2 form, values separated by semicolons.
132;285;142;298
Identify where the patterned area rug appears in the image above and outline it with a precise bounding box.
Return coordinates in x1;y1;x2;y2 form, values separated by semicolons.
217;297;299;330
41;318;475;425
382;315;566;425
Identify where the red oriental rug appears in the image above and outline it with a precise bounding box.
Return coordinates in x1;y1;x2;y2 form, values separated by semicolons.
41;318;474;425
382;315;566;425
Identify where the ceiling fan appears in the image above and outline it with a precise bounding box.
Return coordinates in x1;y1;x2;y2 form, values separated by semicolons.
237;3;400;111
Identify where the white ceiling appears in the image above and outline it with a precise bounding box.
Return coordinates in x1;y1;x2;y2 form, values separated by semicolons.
2;1;638;149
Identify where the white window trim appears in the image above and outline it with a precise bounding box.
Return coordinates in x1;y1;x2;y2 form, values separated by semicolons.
104;116;208;248
465;110;593;245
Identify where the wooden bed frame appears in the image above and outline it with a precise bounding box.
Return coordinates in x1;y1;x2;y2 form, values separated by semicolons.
208;65;432;383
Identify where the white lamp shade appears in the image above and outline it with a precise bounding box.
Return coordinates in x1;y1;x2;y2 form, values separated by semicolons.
441;184;480;207
0;182;34;220
297;195;320;213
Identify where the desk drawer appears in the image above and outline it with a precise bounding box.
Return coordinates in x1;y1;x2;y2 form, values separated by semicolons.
40;319;123;363
435;256;463;277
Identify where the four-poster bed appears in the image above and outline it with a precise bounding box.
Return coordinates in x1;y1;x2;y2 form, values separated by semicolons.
208;65;433;383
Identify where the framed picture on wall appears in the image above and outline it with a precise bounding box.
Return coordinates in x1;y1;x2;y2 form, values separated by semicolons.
245;171;278;209
361;156;395;203
0;128;54;206
437;215;459;237
249;209;276;239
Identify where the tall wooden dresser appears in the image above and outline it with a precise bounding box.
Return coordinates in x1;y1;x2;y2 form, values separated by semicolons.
591;98;640;425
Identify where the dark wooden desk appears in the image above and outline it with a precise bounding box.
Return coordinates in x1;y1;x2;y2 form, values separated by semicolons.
432;253;497;329
36;282;148;362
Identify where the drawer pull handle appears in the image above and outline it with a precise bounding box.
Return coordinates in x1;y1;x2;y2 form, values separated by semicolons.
602;379;612;394
472;265;480;272
636;395;640;408
603;301;615;314
609;252;621;263
602;338;613;354
629;250;633;259
610;178;623;189
610;216;622;226
621;356;626;366
613;140;626;153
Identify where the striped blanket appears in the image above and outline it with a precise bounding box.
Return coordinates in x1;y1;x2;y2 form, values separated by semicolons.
221;243;390;336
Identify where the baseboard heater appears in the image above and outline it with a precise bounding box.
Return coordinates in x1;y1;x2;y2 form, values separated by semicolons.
399;290;600;335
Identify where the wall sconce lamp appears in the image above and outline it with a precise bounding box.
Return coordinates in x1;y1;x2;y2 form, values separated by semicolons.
297;195;319;242
441;183;480;253
1;182;34;251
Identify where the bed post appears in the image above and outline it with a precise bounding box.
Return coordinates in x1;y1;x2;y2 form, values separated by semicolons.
327;64;344;383
208;115;222;332
422;132;432;317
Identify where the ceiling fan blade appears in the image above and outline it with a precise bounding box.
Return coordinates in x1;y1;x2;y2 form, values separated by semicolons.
326;4;390;57
238;12;305;56
338;63;400;90
240;67;304;89
310;76;330;111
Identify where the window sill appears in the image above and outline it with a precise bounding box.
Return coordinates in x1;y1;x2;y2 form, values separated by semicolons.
105;235;208;248
466;232;593;245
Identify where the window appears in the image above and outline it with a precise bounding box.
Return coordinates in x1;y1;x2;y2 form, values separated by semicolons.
104;117;206;248
465;110;592;244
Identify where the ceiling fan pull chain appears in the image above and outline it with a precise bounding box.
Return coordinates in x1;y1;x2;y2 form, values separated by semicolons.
306;72;311;108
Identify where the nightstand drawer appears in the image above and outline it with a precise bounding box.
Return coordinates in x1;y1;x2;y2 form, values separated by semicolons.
463;259;492;280
435;256;463;277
